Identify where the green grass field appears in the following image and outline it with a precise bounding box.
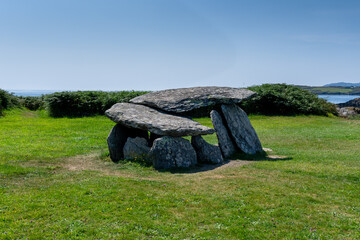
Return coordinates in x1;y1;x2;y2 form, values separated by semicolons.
311;87;353;94
299;86;360;95
1;109;360;239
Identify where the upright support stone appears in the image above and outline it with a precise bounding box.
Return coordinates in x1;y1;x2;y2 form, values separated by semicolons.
210;110;236;158
123;137;150;160
107;124;149;162
221;104;263;155
191;136;223;164
149;136;197;169
107;124;126;162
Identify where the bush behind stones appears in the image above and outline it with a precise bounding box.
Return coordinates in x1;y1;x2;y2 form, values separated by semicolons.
240;84;338;116
45;91;149;117
0;89;20;115
18;96;46;111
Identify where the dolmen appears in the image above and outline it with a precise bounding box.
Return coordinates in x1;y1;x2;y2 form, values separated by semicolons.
105;86;263;169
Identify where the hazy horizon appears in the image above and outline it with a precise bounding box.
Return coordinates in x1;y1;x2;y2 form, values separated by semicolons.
6;80;360;94
6;82;360;92
1;0;360;91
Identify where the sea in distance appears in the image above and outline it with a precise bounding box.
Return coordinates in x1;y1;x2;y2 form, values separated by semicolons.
8;90;59;97
7;90;360;104
318;94;360;104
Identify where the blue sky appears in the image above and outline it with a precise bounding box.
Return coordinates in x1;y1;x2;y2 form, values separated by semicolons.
1;0;360;91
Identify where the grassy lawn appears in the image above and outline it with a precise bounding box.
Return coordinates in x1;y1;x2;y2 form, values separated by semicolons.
1;109;360;239
312;87;354;94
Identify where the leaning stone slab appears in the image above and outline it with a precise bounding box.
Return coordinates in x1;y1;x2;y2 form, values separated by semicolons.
210;110;236;158
221;104;263;155
123;137;150;160
191;136;223;164
105;103;214;137
107;124;148;162
130;86;256;113
149;136;197;169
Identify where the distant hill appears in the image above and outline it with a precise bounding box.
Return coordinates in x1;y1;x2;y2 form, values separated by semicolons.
297;85;360;95
324;82;360;87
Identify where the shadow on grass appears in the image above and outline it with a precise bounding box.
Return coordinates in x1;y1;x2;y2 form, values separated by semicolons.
230;151;292;162
161;151;292;174
105;150;292;174
114;158;154;168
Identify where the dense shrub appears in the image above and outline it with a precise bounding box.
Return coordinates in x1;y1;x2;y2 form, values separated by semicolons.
100;91;149;111
45;91;149;117
0;89;20;115
240;84;338;116
18;96;46;111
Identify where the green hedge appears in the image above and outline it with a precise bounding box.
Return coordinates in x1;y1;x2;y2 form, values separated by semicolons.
44;91;149;117
18;96;46;111
240;84;338;116
1;85;338;117
0;89;20;115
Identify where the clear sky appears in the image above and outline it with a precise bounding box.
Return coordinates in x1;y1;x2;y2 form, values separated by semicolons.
1;0;360;91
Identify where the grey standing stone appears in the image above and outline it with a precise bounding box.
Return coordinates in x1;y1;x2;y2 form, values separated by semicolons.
130;86;256;113
191;136;223;164
105;103;214;137
149;136;197;169
107;124;148;162
123;137;150;160
221;104;263;155
210;110;236;158
107;124;124;163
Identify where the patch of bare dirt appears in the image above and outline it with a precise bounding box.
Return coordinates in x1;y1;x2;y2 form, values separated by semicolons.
61;153;104;172
219;160;252;169
61;154;152;179
21;152;289;181
262;147;273;152
60;155;254;177
22;111;37;118
267;155;289;160
22;153;142;179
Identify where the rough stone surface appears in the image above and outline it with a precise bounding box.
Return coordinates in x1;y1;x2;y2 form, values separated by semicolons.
107;124;148;162
221;104;263;155
105;103;214;137
123;137;150;160
149;136;197;169
210;110;236;158
130;86;256;113
337;107;360;117
191;136;223;164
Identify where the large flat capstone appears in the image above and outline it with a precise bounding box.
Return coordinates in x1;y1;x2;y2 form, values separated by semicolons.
105;103;215;137
129;86;256;113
